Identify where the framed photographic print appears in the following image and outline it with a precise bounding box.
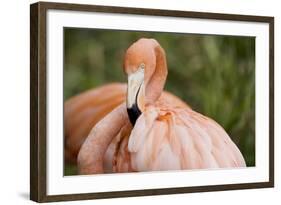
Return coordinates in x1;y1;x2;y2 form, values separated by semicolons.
30;1;274;202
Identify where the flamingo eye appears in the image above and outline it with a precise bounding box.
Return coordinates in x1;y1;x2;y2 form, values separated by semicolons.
139;63;145;70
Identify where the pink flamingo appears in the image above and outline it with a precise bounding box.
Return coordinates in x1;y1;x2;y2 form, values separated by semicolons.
77;38;246;174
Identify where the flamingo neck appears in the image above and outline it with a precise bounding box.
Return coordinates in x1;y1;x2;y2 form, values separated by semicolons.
145;44;168;105
77;103;128;174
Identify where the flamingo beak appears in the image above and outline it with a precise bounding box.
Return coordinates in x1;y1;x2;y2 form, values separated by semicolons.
126;68;144;125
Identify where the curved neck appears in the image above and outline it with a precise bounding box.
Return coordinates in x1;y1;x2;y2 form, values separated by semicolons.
145;44;168;105
77;103;128;174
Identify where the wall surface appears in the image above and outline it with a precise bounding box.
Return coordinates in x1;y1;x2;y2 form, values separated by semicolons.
0;0;279;204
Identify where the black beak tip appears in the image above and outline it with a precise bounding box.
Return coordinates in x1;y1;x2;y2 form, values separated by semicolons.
127;104;142;126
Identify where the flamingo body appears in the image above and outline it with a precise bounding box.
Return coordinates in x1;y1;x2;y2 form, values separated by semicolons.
111;103;245;173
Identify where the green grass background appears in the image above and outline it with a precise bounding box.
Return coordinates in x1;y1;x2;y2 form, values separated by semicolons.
64;28;255;175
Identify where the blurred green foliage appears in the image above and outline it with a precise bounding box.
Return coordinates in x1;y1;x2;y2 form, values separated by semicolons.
64;28;255;173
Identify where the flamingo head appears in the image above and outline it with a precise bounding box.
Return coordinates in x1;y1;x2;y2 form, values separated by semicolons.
123;38;167;125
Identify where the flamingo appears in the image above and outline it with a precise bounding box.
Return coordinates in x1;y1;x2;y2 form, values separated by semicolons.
77;38;246;174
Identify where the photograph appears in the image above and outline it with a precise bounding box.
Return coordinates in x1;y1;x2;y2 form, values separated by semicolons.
63;28;255;176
